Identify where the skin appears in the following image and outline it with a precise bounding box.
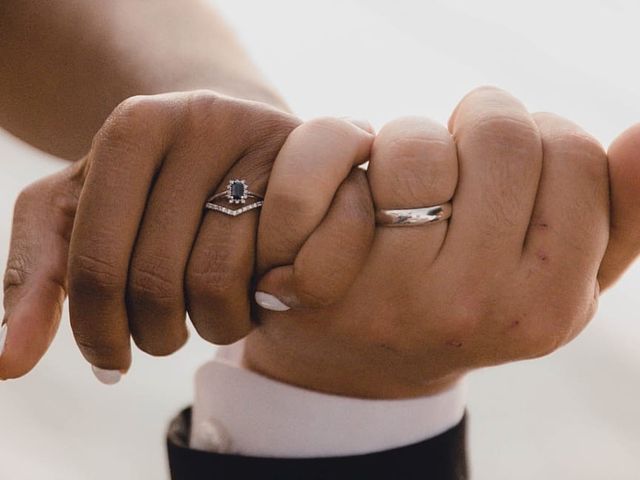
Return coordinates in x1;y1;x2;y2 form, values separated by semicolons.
0;0;293;376
1;2;640;403
0;0;286;160
1;91;302;377
4;87;640;403
248;89;640;398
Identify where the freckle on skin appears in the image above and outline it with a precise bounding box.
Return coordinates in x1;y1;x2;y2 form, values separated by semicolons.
511;320;520;327
532;220;549;230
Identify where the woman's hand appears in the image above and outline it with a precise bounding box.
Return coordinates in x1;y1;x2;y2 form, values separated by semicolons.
0;91;306;382
246;87;640;399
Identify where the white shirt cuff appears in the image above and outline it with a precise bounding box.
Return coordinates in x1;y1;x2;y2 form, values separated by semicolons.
190;340;466;458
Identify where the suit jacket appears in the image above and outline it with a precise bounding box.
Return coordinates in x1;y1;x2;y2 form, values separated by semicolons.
167;408;468;480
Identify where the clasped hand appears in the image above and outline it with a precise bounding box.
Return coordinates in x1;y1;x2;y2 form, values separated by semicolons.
2;87;640;398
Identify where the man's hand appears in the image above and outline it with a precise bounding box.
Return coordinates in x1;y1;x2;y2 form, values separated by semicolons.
246;87;640;399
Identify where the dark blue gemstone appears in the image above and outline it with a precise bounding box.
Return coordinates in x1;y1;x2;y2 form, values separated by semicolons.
230;181;245;200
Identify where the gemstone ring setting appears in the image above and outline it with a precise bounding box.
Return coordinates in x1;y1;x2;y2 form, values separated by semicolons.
205;179;264;217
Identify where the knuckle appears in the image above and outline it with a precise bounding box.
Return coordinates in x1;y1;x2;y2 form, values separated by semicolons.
15;182;41;208
459;86;516;108
466;85;508;97
184;90;223;127
444;297;487;339
465;113;541;153
519;325;565;358
548;132;607;178
16;173;78;227
3;253;30;294
547;130;603;157
250;109;300;143
242;110;300;162
382;135;446;162
113;95;162;124
427;289;494;350
297;117;361;145
128;262;178;316
521;297;595;358
372;134;457;202
186;90;285;137
94;95;164;151
186;255;241;303
187;270;235;302
68;253;122;300
183;92;298;159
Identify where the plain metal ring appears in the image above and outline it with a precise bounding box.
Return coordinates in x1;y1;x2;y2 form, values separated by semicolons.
375;203;452;227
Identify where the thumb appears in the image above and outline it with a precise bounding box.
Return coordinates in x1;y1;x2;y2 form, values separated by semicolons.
599;123;640;290
0;162;82;379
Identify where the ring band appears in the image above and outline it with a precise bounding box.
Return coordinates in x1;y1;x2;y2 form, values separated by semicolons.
205;179;264;217
375;203;452;227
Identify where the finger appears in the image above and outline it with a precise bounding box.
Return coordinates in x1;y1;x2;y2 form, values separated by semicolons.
186;168;267;343
367;116;458;273
443;87;542;265
599;123;640;290
67;95;175;376
254;118;374;310
256;168;374;309
185;111;300;344
521;113;608;341
0;165;81;379
339;117;376;135
125;99;264;355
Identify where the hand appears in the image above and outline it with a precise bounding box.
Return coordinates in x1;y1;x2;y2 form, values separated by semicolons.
245;87;640;399
0;91;306;381
0;91;377;383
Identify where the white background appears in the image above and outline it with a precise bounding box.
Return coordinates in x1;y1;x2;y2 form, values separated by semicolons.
1;0;640;478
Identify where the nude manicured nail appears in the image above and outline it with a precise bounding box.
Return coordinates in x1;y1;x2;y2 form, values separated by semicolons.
255;292;291;312
0;323;7;357
91;365;122;385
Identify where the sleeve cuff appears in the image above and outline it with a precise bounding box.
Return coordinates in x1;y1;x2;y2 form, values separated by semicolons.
189;340;467;458
169;408;468;480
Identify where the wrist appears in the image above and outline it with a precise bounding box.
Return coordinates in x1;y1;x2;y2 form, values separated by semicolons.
132;57;288;112
107;1;289;112
0;0;288;161
243;330;465;399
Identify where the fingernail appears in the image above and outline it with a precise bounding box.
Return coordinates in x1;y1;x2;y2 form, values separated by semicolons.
0;323;7;357
255;292;291;311
91;365;122;385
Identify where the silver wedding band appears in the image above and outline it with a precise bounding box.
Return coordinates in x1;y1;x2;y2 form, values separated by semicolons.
375;203;452;227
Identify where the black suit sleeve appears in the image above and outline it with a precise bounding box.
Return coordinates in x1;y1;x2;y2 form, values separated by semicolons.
167;408;468;480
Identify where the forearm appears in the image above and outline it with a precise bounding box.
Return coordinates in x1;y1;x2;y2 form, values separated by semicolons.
0;0;286;160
